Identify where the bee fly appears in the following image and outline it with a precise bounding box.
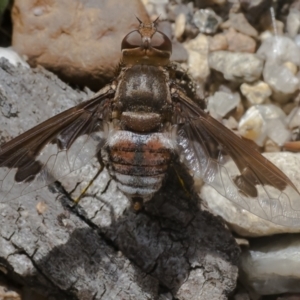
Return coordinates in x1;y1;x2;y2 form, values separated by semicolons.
0;18;300;226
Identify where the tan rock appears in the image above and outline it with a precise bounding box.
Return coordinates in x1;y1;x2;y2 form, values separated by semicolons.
240;80;272;105
283;61;298;75
229;12;258;37
175;13;186;40
208;33;228;51
12;0;149;91
264;138;281;152
224;28;256;53
183;34;210;82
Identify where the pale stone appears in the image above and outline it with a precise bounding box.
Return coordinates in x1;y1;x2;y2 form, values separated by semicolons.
238;105;266;146
257;36;300;66
186;50;210;82
240;235;300;295
287;8;300;38
193;8;222;34
222;116;238;131
208;33;228;51
184;34;210;82
259;30;273;42
240;81;272;105
266;119;291;146
207;91;240;119
238;104;289;146
184;33;209;52
208;51;263;82
287;106;300;129
224;28;256;53
229;12;258;37
0;48;29;68
264;138;281;153
294;34;300;47
283;61;298;75
201;152;300;237
263;60;300;95
175;13;186;40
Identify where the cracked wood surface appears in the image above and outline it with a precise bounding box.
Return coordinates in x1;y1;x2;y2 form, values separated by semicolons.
0;59;240;300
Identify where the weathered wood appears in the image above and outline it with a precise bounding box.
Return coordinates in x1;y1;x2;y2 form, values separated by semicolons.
0;59;240;300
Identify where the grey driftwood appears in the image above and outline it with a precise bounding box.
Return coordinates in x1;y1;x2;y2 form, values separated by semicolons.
0;59;240;300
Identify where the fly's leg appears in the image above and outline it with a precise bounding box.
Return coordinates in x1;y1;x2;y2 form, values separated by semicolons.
74;152;105;204
132;197;144;212
172;165;191;197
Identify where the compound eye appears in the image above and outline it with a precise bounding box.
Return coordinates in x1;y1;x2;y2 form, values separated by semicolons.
151;31;172;52
121;30;141;50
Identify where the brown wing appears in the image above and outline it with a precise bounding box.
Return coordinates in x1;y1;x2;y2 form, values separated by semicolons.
0;85;114;202
172;88;300;226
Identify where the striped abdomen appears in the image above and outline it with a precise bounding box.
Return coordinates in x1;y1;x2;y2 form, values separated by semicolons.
106;130;175;200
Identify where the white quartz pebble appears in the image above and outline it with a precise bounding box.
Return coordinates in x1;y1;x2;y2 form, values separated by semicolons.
209;51;263;82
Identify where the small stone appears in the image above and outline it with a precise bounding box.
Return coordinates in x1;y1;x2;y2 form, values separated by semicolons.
287;106;300;129
240;235;300;295
167;2;192;22
257;104;287;124
145;0;168;20
232;101;245;121
184;33;209;52
219;19;231;30
238;104;287;146
264;138;281;152
0;284;21;300
257;36;300;66
275;20;285;35
238;105;266;146
287;8;300;38
207;91;241;119
193;8;222;34
240;81;272;105
208;33;228;51
185;50;210;83
259;30;273;42
184;34;210;82
266;119;291;146
263;60;300;96
208;51;263;82
224;28;256;53
201;152;300;237
294;34;300;47
0;48;29;68
222;116;238;130
283;61;298;75
229;12;258;37
175;13;186;40
170;41;188;62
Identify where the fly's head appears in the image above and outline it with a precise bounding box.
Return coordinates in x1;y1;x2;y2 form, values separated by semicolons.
121;18;172;67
